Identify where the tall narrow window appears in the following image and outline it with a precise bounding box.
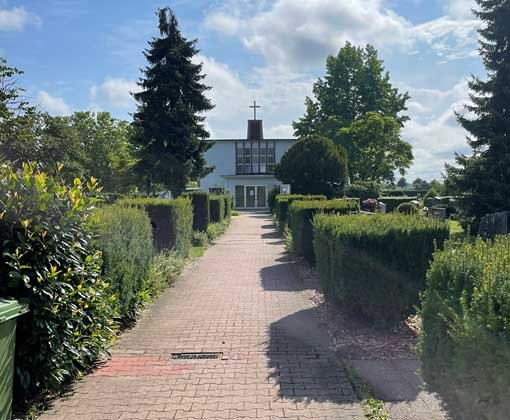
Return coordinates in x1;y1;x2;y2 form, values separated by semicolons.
236;142;244;174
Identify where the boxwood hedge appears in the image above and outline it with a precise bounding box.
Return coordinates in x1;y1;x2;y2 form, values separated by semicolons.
313;213;449;325
275;194;326;228
289;199;359;264
420;236;510;419
378;196;418;212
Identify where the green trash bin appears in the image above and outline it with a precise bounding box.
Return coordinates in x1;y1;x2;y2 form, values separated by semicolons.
0;299;29;420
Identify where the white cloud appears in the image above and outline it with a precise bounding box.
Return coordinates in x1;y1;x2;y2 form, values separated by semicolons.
37;91;71;116
402;79;471;179
89;78;140;109
204;0;480;68
0;6;40;31
197;54;311;138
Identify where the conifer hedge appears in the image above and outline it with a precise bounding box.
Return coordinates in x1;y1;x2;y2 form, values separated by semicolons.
223;195;233;219
119;197;193;256
420;236;510;419
186;191;210;232
289;199;359;263
378;196;418;212
275;194;327;227
209;195;225;223
313;213;448;324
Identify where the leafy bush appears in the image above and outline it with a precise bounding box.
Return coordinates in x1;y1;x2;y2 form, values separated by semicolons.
0;163;115;400
186;191;210;232
344;181;381;201
396;202;418;214
206;220;229;243
94;204;154;322
209;195;225;223
378;196;418;212
275;194;327;228
223;195;233;219
289;199;359;263
420;236;510;419
119;197;193;256
313;213;449;325
192;230;209;247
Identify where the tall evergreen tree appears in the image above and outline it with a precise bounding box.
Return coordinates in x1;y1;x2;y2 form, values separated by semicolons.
132;8;213;196
445;0;510;225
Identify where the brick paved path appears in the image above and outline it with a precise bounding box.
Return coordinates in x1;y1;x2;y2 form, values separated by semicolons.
39;213;364;420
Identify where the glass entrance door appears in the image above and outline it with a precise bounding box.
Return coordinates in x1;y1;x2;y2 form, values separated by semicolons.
235;185;244;208
246;186;256;208
256;186;267;208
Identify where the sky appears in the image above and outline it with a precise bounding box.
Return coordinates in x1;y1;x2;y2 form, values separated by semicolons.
0;0;484;180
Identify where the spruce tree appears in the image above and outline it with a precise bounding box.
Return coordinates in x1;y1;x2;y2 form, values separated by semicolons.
445;0;510;225
132;8;213;196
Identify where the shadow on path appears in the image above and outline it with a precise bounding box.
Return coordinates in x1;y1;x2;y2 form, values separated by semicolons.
266;308;359;406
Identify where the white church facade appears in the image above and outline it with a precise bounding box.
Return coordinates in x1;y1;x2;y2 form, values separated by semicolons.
200;103;295;209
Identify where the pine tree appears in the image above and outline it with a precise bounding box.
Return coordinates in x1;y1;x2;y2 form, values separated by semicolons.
445;0;510;225
132;8;213;196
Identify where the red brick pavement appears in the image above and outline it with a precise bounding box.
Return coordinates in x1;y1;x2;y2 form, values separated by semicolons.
38;213;365;420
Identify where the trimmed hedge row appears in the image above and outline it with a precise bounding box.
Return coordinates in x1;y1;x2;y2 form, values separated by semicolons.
313;213;449;325
186;191;210;232
94;204;154;322
420;236;510;419
275;194;327;227
289;199;359;264
378;196;418;212
210;195;225;223
119;197;193;256
224;194;233;219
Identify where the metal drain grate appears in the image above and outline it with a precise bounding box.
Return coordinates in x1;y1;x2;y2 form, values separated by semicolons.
170;352;223;360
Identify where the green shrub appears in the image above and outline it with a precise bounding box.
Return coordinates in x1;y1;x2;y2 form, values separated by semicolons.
313;213;449;325
206;220;229;243
223;195;233;219
0;163;115;401
209;195;225;223
344;181;381;201
119;197;193;256
94;204;154;322
192;230;209;247
275;194;326;228
289;199;359;264
268;187;281;213
420;236;510;419
378;196;418;212
186;191;210;232
145;251;185;298
396;201;418;214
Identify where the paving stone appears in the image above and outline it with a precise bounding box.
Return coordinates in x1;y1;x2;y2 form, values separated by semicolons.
36;213;363;419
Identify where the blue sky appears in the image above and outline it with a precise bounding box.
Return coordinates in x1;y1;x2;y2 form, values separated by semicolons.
1;0;483;180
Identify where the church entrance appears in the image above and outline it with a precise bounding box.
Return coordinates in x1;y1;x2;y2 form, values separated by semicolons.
234;185;267;209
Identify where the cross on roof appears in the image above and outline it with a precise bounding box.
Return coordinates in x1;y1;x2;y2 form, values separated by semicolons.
249;100;261;120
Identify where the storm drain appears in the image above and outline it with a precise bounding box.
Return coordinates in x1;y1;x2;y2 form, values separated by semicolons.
170;352;223;360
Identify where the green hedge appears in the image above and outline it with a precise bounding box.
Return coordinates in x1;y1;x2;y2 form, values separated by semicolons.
380;189;428;197
289;199;359;264
313;213;449;325
186;191;210;232
420;236;510;419
210;195;225;223
223;195;233;219
378;196;418;212
119;197;193;256
275;194;327;228
0;163;115;400
94;204;154;321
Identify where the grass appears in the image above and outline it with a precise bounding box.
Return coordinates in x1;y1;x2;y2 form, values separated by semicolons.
189;245;205;259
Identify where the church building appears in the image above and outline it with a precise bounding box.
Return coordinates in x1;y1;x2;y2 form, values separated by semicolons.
200;103;295;209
